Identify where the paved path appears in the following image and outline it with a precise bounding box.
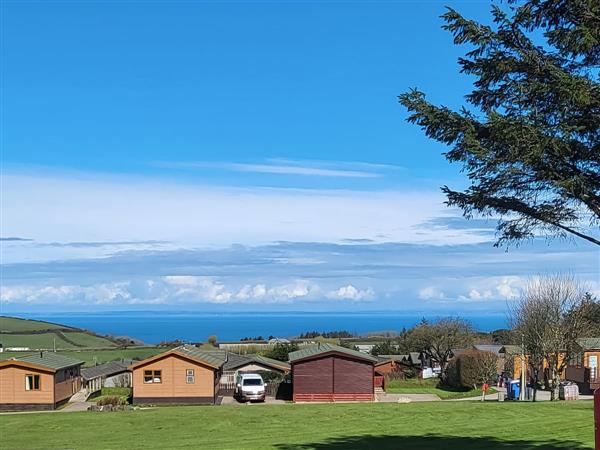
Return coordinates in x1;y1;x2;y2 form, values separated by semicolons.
61;401;93;412
376;393;441;402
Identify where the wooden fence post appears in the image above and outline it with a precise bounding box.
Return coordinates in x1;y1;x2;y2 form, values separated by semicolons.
595;389;599;450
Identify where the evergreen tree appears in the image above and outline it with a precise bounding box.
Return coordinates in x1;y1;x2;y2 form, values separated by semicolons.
399;0;600;246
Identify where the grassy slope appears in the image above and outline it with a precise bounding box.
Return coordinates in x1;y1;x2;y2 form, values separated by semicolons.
0;316;117;350
0;347;165;366
0;316;71;332
0;402;594;449
61;332;118;348
0;333;78;349
385;378;496;400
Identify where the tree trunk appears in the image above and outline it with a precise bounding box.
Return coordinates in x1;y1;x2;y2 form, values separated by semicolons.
549;368;559;401
533;369;539;402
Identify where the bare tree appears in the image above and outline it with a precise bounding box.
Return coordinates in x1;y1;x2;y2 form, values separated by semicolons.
509;274;592;401
456;350;499;392
408;318;474;382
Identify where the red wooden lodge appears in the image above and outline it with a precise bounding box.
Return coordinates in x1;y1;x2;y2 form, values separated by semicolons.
289;343;378;402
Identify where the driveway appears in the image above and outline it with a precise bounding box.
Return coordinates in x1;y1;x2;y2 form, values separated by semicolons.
219;396;287;406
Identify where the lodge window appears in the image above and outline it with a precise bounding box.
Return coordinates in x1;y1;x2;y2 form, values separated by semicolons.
25;374;41;391
186;369;195;384
144;370;162;383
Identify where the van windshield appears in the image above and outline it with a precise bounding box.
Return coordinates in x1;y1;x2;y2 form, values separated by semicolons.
243;379;263;386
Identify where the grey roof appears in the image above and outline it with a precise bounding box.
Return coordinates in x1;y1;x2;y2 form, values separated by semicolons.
376;355;408;363
81;360;132;381
14;352;83;371
251;354;290;371
223;353;290;372
223;353;252;371
577;338;600;350
473;344;503;355
288;343;378;363
409;352;422;363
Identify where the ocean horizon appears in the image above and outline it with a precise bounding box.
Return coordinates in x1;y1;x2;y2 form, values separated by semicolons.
9;311;508;344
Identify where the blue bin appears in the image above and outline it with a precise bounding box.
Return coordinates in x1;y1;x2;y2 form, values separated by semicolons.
507;380;521;400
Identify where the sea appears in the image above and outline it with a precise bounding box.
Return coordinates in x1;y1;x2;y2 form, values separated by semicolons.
17;311;508;345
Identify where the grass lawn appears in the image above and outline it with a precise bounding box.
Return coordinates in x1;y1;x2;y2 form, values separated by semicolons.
0;401;593;449
385;378;496;399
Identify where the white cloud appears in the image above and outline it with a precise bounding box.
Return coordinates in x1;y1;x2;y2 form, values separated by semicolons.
418;286;446;300
0;277;336;306
458;276;524;302
155;158;403;179
326;285;374;301
1;171;494;261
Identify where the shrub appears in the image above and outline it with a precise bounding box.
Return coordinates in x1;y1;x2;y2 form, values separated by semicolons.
96;395;127;406
444;350;498;389
100;387;131;397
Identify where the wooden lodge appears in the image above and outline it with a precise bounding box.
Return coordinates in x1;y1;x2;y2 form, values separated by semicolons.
0;352;83;411
129;345;226;405
289;343;377;402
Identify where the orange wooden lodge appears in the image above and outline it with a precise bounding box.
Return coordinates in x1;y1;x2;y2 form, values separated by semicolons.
289;343;377;402
129;345;226;405
0;352;83;411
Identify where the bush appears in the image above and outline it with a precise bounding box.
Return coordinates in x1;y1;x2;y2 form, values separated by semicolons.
444;350;498;389
101;387;131;397
96;395;127;406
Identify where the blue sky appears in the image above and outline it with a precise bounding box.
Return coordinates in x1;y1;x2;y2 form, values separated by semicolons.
1;1;598;313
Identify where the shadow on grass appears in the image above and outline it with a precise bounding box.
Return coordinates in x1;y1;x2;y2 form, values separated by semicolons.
275;434;590;450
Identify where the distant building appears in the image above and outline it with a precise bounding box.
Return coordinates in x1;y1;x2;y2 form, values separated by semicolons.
82;360;133;393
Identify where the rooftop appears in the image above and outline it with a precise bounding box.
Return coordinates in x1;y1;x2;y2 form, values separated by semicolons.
288;343;378;363
6;352;84;371
81;360;132;381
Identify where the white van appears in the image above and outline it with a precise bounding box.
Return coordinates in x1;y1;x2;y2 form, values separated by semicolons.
235;373;266;402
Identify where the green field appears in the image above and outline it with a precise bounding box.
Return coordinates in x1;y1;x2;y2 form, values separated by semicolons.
0;316;71;332
0;331;117;350
0;333;78;349
0;347;165;366
0;316;118;350
385;378;496;400
0;401;594;449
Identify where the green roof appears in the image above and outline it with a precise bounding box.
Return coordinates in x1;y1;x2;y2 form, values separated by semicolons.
251;354;290;371
288;343;378;363
176;345;227;368
15;352;83;370
577;338;600;350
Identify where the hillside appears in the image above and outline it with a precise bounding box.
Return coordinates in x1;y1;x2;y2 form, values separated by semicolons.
0;316;118;350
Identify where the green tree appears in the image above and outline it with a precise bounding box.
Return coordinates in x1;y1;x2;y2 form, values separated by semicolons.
370;340;401;356
263;343;300;362
399;0;600;247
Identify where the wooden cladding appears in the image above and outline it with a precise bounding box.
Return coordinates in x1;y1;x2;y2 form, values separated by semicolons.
294;393;374;402
292;353;374;402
